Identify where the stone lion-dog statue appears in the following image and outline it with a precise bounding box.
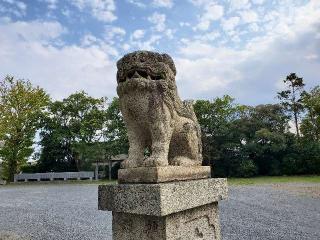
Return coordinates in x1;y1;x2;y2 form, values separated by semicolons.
116;51;202;168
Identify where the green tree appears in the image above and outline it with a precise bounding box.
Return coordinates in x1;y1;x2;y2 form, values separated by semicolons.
277;73;305;138
301;86;320;141
38;91;108;172
37;127;76;172
0;76;49;181
237;159;258;177
247;128;287;175
104;97;128;157
194;95;242;176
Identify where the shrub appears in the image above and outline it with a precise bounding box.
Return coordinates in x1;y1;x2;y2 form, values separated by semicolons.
237;159;258;177
20;164;38;173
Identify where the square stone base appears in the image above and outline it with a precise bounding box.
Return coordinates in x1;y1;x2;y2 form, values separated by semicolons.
99;178;227;216
118;166;211;183
99;178;227;240
113;203;220;240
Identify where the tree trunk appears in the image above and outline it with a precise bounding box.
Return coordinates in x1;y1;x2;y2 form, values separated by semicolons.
294;111;300;139
8;157;17;182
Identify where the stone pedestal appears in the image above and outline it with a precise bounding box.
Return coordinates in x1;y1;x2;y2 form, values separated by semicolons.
98;172;228;240
118;166;211;183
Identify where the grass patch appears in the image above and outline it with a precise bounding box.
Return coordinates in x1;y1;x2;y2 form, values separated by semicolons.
228;175;320;185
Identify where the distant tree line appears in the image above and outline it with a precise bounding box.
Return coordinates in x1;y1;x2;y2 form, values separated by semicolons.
194;73;320;177
0;73;319;181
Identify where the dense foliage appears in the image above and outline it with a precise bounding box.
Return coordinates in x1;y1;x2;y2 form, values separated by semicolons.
194;73;320;177
1;73;319;180
0;76;49;181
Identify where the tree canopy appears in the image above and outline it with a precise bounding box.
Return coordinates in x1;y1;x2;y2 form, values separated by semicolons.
1;73;319;181
277;73;305;138
0;76;49;181
38;91;108;172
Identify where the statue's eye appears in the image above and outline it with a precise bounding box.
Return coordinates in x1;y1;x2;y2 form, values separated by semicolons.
137;70;148;78
151;74;163;80
127;71;135;78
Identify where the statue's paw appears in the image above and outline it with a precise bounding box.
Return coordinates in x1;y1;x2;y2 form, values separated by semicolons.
121;159;140;169
143;156;168;167
170;156;199;166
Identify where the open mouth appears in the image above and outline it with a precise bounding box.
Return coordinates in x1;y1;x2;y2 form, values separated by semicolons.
119;69;164;83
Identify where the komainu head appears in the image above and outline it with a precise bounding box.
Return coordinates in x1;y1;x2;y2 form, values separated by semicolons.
116;51;177;96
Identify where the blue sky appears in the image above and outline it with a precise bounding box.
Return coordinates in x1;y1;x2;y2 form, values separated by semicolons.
0;0;319;105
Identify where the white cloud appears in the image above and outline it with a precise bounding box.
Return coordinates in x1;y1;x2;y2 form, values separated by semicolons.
130;35;162;51
152;0;173;8
62;8;71;17
3;0;27;10
194;3;224;31
0;19;117;100
304;54;318;61
175;44;244;97
222;17;240;32
239;10;258;23
1;0;319;107
15;0;26;10
140;35;162;50
122;43;131;51
194;31;221;42
178;40;242;59
105;26;126;40
126;0;146;8
81;34;98;46
165;29;174;39
179;22;190;27
71;0;116;22
229;0;251;11
248;22;259;32
148;12;166;32
43;0;58;10
175;0;320;103
0;20;66;43
189;0;212;7
132;29;145;39
252;0;265;5
0;0;27;17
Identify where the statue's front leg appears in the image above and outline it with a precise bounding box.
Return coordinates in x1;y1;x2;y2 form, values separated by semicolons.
144;119;173;167
121;120;147;169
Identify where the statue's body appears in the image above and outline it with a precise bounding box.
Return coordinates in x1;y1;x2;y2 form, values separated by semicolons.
117;51;202;168
99;51;225;240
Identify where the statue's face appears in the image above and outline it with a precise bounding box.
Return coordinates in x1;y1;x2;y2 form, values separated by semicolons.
117;64;167;84
116;51;176;85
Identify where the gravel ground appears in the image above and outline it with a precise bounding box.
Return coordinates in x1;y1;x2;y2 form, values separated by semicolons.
0;182;319;240
0;184;112;240
220;183;320;240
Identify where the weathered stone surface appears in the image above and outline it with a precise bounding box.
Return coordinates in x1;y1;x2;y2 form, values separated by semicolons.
98;178;227;216
118;166;210;183
99;51;228;240
116;51;203;168
112;203;221;240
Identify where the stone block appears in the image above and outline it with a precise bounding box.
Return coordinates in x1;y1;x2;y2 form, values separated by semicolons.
98;178;227;216
118;166;211;183
112;203;220;240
